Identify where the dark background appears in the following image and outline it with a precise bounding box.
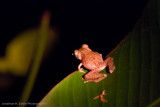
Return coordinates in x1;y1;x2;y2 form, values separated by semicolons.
0;0;148;106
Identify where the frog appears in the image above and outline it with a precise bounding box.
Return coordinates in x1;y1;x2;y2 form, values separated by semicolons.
74;44;115;83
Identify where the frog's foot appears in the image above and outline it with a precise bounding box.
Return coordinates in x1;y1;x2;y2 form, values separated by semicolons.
109;66;115;73
79;70;85;73
77;68;85;73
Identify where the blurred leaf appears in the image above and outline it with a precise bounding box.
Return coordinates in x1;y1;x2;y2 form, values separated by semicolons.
38;0;160;107
19;11;57;107
0;27;55;76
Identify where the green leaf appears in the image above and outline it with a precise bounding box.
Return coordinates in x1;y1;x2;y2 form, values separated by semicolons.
38;0;160;106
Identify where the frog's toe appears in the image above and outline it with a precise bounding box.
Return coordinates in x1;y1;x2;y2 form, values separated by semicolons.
104;74;107;77
109;70;113;73
109;67;115;73
84;81;89;83
79;69;85;73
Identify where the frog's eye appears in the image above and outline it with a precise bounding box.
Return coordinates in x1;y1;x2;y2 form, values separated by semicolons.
74;50;79;56
74;50;82;60
82;44;88;48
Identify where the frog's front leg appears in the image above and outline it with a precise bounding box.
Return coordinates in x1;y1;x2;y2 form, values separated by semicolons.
104;57;115;73
77;63;85;73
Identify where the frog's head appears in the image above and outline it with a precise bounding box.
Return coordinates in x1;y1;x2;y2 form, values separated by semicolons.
74;44;91;60
74;50;82;60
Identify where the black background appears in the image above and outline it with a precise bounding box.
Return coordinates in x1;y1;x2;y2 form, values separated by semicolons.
0;0;148;106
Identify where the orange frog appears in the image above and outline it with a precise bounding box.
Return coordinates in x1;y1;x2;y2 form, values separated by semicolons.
74;44;115;83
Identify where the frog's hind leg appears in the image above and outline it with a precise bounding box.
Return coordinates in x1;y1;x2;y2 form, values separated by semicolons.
83;68;107;83
104;57;115;73
84;73;107;83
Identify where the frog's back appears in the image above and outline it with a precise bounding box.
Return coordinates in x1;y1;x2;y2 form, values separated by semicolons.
82;51;103;70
